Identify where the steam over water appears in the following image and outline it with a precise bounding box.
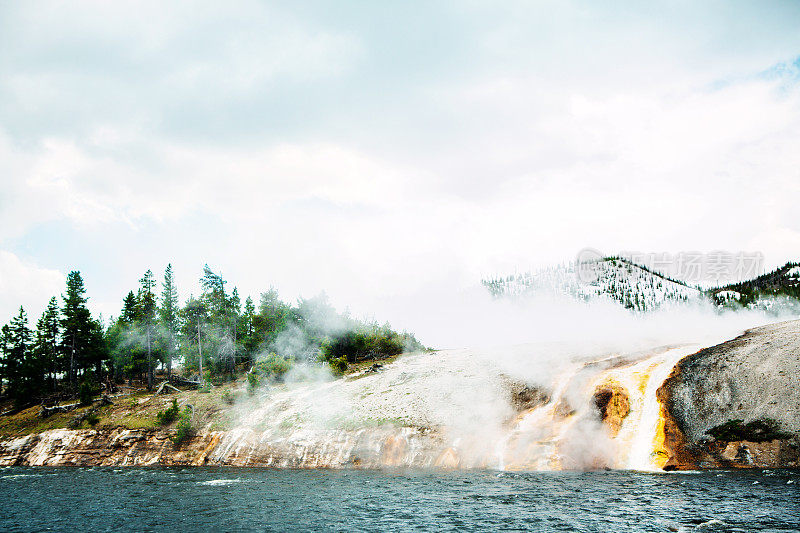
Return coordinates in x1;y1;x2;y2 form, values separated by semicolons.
212;344;703;470
1;467;798;532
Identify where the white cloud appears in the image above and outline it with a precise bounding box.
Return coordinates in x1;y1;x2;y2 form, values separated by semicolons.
1;2;800;341
8;135;414;228
0;250;64;326
3;61;800;334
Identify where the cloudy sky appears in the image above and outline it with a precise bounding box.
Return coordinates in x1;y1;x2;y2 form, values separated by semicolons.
2;1;800;339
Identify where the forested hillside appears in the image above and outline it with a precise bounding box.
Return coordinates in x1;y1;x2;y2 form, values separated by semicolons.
484;257;800;314
709;262;800;306
0;265;425;409
482;257;700;312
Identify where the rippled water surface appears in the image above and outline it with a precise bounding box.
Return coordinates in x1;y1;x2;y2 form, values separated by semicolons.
0;467;798;532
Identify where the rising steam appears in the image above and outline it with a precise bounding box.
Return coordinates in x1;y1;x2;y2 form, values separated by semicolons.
214;281;796;470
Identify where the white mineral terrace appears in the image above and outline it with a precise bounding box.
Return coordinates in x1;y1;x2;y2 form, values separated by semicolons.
210;343;704;470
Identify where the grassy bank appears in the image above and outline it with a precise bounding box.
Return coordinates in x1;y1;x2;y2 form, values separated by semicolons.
0;381;245;438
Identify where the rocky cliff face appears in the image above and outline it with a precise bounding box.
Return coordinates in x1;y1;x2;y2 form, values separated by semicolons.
657;319;800;469
0;426;455;468
0;428;222;467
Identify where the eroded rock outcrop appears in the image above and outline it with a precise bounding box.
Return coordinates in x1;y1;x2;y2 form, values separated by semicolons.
593;383;630;437
0;428;222;467
0;426;461;469
657;319;800;469
507;381;551;413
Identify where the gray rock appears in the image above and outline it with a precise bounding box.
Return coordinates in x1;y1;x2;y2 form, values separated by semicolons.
665;319;800;443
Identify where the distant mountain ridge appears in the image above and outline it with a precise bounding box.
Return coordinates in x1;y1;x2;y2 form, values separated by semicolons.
710;262;800;306
483;257;800;314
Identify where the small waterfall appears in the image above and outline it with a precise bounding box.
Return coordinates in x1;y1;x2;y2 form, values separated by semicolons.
494;346;697;471
621;347;694;470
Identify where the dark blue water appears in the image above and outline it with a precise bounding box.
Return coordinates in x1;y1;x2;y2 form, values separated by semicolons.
0;467;797;532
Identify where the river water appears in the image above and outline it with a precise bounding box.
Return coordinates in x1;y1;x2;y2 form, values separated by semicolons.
0;467;797;532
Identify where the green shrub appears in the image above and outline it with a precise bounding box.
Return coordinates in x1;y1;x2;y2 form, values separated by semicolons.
156;399;181;425
221;389;235;405
247;373;260;395
322;329;405;363
171;409;195;446
252;353;293;380
329;357;348;375
707;419;792;443
78;374;100;406
86;412;100;427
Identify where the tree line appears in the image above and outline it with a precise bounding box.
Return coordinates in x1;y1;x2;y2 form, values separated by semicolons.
0;264;425;407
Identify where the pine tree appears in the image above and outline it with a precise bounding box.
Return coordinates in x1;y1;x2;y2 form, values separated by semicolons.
241;296;257;357
0;325;10;394
35;297;60;391
61;271;91;385
181;296;208;381
59;271;108;387
121;291;137;324
159;264;179;381
198;265;237;377
138;269;157;390
200;264;227;318
6;307;32;402
230;287;241;314
86;317;107;377
255;287;290;346
106;291;139;383
226;287;242;374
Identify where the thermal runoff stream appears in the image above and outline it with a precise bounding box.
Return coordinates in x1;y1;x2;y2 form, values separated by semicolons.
211;344;701;471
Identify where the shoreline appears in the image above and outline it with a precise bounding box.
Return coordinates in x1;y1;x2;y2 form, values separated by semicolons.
1;426;796;471
1;320;799;471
